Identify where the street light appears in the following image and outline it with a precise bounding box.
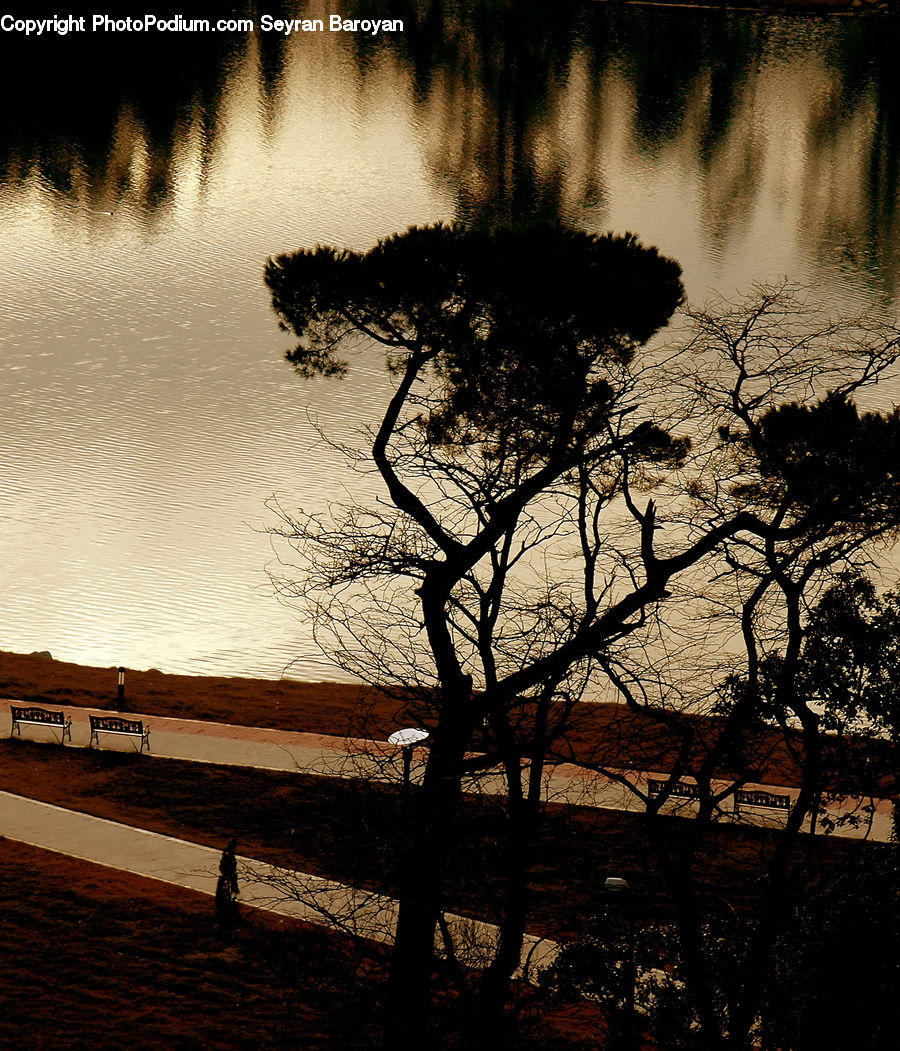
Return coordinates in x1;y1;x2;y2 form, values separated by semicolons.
387;727;429;798
605;875;636;1051
117;666;126;710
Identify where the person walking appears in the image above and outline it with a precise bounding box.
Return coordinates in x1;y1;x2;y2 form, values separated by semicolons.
215;837;239;930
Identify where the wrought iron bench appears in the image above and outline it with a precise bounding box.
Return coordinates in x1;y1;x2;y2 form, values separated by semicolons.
89;714;150;753
10;705;72;744
734;787;791;813
648;777;702;801
649;777;791;815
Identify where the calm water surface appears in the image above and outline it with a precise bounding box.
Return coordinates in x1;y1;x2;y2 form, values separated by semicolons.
1;2;899;679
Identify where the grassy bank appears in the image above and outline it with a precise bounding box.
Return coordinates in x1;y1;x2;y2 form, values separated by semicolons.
3;649;870;787
0;649;892;1046
0;839;389;1049
0;836;614;1050
0;736;878;939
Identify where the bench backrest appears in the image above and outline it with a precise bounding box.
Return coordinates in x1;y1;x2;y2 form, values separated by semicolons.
89;715;144;734
648;777;702;801
736;788;791;811
11;705;65;726
649;777;791;812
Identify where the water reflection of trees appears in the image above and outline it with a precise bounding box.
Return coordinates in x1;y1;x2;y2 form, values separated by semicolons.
800;17;900;300
0;5;252;218
611;10;900;300
597;8;763;159
1;1;897;295
350;0;593;226
351;2;900;296
355;1;750;223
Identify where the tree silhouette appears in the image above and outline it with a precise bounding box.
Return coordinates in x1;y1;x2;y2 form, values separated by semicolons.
560;287;900;1049
265;229;900;1045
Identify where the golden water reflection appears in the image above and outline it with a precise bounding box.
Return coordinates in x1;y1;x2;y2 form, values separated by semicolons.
1;2;898;678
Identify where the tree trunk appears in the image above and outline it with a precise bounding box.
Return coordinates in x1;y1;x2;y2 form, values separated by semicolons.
646;816;730;1051
383;713;470;1046
475;820;531;1030
475;738;547;1032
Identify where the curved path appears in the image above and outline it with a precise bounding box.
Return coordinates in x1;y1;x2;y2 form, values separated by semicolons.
0;787;556;978
0;701;569;975
0;698;893;971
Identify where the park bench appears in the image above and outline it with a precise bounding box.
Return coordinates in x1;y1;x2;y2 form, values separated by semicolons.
734;787;791;813
648;777;702;801
649;778;791;815
10;704;72;744
89;714;150;753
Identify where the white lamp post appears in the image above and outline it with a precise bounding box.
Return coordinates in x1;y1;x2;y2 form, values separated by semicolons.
387;727;429;798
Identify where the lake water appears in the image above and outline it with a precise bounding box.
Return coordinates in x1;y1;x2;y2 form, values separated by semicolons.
1;2;899;680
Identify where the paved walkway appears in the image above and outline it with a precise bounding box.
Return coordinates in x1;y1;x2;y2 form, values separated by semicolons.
0;788;556;978
6;702;366;773
3;700;894;841
0;697;893;969
0;694;894;985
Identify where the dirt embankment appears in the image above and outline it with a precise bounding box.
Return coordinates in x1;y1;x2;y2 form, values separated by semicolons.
2;649;891;791
0;649;408;735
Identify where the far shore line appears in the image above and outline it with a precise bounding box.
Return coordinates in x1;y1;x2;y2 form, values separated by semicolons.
610;0;896;13
2;647;890;791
